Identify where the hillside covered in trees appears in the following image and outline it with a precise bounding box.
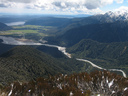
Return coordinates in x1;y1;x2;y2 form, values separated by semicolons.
67;39;128;75
0;45;87;85
48;20;128;47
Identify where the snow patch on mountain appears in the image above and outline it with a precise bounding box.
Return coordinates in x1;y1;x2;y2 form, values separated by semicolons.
104;6;128;20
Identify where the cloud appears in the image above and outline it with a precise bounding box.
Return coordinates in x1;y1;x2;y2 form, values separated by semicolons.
51;0;115;10
0;0;125;14
53;2;68;9
114;0;124;3
84;0;101;9
5;0;35;3
114;6;128;12
0;4;7;7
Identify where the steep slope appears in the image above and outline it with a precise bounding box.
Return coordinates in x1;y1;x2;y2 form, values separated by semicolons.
67;39;128;74
58;20;128;46
0;46;85;84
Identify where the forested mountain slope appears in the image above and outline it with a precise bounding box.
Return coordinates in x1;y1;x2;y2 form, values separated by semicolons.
67;39;128;74
0;46;86;85
57;21;128;46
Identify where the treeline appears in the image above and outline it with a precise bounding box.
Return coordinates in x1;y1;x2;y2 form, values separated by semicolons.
1;70;128;96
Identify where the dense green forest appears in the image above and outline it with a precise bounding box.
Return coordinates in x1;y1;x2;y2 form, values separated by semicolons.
0;45;91;85
67;39;128;74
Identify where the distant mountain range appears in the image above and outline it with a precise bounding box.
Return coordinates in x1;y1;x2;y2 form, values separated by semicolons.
25;10;128;37
39;9;128;46
78;9;128;24
104;7;128;20
25;9;128;27
25;17;72;27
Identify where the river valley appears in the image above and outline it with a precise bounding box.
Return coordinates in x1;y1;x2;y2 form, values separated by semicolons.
0;36;127;78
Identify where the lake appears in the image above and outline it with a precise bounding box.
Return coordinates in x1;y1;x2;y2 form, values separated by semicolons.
5;21;25;26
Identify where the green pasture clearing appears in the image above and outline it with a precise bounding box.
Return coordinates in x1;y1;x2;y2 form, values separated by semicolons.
13;25;53;31
0;25;50;35
38;33;48;37
13;25;43;29
0;29;47;37
0;30;38;35
0;25;56;40
8;30;38;33
0;32;14;35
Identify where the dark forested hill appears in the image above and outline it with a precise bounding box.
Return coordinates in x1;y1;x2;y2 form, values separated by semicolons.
0;39;15;55
35;45;65;58
56;20;128;46
67;39;128;74
0;46;86;84
0;22;12;30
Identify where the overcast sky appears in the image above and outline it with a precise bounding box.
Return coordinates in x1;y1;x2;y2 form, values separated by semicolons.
0;0;128;15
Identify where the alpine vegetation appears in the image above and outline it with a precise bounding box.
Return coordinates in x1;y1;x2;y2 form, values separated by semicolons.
1;70;128;96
